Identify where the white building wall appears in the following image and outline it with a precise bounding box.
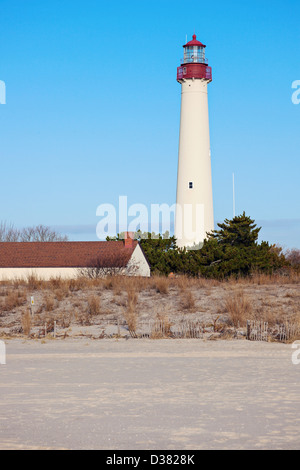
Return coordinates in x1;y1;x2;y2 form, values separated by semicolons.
0;267;78;281
0;245;151;280
126;245;151;277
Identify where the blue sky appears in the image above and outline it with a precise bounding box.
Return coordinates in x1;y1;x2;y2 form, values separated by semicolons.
0;0;299;248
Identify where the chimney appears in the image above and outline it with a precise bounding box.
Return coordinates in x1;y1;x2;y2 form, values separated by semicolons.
124;232;135;248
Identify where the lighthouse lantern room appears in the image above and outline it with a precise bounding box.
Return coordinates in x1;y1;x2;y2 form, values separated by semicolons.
177;34;212;82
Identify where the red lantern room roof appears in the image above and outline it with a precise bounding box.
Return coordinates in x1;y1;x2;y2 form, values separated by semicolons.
183;34;206;48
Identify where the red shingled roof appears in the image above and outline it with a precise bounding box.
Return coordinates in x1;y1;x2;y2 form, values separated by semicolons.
0;241;138;268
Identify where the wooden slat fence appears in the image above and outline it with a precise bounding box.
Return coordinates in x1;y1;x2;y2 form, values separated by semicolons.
246;320;269;342
41;317;300;342
275;321;300;342
135;319;204;339
246;319;300;342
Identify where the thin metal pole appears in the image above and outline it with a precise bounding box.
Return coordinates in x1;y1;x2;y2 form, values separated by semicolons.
233;173;236;218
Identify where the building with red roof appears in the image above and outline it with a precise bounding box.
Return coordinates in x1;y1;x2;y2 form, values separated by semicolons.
0;233;150;280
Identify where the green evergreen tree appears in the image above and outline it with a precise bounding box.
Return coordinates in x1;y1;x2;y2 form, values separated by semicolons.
106;214;287;278
208;212;260;247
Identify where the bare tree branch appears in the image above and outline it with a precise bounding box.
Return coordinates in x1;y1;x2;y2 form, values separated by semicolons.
19;225;68;242
0;222;20;242
77;252;139;278
0;222;68;242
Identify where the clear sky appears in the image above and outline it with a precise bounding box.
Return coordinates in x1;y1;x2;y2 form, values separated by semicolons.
0;0;299;248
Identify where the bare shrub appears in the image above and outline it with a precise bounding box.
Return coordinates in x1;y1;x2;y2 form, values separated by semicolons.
285;249;300;269
224;290;252;327
77;251;130;279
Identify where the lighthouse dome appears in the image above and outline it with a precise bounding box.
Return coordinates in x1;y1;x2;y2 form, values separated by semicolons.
183;34;206;48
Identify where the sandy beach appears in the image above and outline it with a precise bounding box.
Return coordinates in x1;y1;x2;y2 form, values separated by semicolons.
0;337;299;450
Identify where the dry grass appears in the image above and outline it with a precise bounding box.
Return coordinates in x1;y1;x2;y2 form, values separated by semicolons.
180;290;196;312
174;275;190;292
0;272;299;340
54;287;69;301
227;271;300;286
26;274;44;290
103;276;129;295
150;311;173;338
0;290;27;313
123;287;138;332
87;295;101;315
152;276;169;294
7;270;298;295
224;290;253;327
56;310;72;328
44;295;55;312
77;312;92;326
102;275;148;295
21;309;31;336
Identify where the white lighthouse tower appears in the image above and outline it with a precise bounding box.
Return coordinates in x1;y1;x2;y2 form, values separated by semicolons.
175;34;214;249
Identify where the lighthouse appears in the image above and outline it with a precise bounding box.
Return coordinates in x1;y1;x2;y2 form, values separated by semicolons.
175;34;214;249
